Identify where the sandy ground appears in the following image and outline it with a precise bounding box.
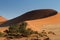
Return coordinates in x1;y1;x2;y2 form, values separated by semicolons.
0;27;8;33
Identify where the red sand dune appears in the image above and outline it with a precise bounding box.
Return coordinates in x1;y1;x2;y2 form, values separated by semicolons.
25;13;60;40
0;16;7;23
0;9;57;27
26;13;60;31
0;9;60;40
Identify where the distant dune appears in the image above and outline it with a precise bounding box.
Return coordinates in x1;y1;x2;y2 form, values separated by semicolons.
0;16;7;23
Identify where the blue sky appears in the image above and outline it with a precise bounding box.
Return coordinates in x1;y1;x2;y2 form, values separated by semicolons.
0;0;60;20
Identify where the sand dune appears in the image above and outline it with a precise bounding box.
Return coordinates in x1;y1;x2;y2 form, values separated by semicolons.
26;13;60;40
0;9;60;40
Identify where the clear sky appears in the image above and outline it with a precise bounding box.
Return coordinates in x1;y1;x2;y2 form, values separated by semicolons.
0;0;60;20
